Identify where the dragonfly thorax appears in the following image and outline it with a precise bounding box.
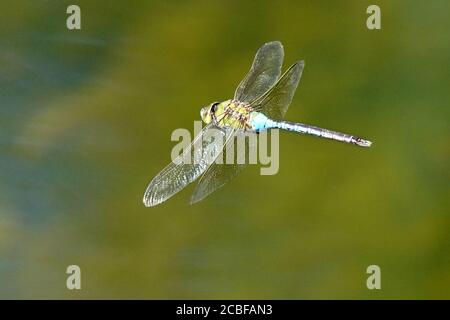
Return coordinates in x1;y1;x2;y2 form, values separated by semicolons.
201;99;255;130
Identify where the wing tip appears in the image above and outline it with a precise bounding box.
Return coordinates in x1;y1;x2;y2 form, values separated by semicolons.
189;190;204;205
264;40;283;49
143;194;153;207
189;198;199;205
143;188;160;207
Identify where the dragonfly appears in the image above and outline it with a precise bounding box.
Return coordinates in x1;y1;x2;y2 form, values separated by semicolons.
143;41;372;207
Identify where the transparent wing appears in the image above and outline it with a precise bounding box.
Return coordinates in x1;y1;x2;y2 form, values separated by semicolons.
191;130;258;204
251;61;304;119
143;124;234;207
234;41;284;103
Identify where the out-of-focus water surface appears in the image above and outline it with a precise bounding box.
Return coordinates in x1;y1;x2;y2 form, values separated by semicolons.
0;0;449;298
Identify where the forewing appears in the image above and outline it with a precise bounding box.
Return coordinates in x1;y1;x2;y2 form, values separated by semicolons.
251;61;304;119
234;41;284;103
191;130;258;204
143;124;230;207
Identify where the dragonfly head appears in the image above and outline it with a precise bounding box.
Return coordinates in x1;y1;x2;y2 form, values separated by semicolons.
200;102;219;124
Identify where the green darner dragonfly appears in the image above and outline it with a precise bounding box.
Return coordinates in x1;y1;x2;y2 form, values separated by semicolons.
143;41;372;207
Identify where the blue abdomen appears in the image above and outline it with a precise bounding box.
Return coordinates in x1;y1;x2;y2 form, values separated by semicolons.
249;112;275;131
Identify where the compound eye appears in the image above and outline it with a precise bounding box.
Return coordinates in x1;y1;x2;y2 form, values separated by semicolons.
210;102;219;113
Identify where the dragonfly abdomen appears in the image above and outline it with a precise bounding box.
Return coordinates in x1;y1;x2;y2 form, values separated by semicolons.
273;119;372;147
249;112;371;147
249;112;273;131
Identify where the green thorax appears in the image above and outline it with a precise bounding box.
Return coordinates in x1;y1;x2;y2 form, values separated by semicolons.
214;99;255;130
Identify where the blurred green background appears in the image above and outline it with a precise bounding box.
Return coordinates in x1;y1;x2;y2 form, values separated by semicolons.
0;0;448;299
